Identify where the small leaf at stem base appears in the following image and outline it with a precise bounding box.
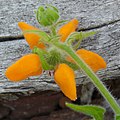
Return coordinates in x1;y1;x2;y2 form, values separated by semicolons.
116;114;120;120
66;102;106;120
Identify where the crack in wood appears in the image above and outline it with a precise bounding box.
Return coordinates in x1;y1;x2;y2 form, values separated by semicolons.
0;0;120;95
0;19;120;42
0;35;23;42
79;19;120;31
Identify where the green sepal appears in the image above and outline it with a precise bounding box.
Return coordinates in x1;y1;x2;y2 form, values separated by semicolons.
62;60;79;70
66;31;97;49
67;31;97;43
46;49;62;66
66;102;106;120
45;48;79;70
33;47;54;70
49;35;61;42
80;31;97;40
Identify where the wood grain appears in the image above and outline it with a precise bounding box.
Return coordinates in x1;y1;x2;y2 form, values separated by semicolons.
0;0;120;37
0;0;120;93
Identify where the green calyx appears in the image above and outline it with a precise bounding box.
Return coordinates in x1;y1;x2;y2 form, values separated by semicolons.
32;46;78;71
36;5;59;27
47;49;62;66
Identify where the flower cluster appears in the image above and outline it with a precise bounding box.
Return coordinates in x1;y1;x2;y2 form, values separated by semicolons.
5;6;106;101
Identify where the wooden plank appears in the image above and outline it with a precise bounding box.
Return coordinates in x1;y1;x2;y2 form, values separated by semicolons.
0;0;120;37
0;21;120;93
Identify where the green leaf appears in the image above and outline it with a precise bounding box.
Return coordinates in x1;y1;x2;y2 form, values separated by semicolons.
66;31;97;49
81;31;97;40
116;114;120;120
66;103;106;120
67;31;96;43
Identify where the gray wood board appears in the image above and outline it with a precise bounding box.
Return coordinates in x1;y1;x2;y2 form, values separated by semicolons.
0;0;120;93
0;0;120;38
0;21;120;93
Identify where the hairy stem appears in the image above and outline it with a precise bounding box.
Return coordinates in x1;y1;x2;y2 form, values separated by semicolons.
53;42;120;115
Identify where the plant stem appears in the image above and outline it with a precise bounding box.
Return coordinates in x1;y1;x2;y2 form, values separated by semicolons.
50;26;57;36
54;42;120;115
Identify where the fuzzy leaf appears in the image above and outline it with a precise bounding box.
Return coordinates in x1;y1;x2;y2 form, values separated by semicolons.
81;31;97;40
116;114;120;120
66;103;105;120
66;31;97;49
67;31;96;43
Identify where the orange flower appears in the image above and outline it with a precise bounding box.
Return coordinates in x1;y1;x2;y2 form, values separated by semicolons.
5;54;77;101
6;19;79;100
58;19;79;42
18;22;45;49
18;19;78;49
6;19;107;102
54;64;77;101
67;49;107;72
5;54;42;82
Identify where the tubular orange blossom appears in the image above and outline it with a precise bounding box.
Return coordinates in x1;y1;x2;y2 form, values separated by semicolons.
58;19;79;42
5;54;42;82
54;63;77;101
67;49;107;72
18;22;45;49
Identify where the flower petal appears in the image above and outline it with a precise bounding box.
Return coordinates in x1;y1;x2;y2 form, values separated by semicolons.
76;49;107;72
58;19;79;42
18;22;45;49
54;64;77;101
67;49;107;72
5;54;42;82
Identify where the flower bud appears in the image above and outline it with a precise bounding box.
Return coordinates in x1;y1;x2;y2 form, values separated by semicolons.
37;5;59;26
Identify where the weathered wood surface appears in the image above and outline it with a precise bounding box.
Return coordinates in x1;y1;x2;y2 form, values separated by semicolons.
0;0;120;93
0;0;120;38
0;21;120;93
